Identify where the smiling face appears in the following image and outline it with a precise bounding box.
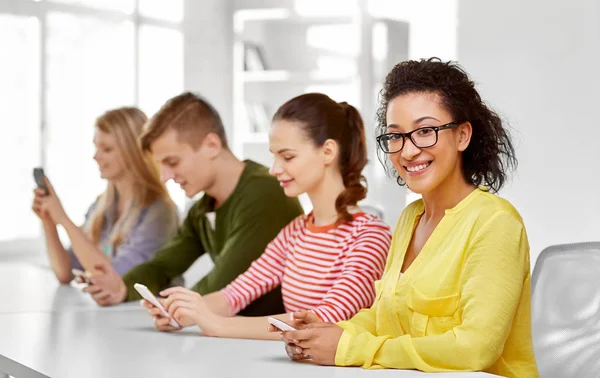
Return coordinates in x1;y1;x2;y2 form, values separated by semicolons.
385;92;472;195
93;128;127;181
150;128;219;198
268;119;337;198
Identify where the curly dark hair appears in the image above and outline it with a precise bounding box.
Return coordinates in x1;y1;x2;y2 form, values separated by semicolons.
376;57;517;193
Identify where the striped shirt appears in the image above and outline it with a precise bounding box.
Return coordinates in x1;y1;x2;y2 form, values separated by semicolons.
220;212;392;322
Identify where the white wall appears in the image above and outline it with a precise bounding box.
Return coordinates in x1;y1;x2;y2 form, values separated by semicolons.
458;0;600;265
369;0;457;61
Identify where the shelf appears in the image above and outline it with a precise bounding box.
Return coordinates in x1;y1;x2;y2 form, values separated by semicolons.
232;3;410;173
242;70;356;84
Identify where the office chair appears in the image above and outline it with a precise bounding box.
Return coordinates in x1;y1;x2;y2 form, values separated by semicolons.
531;242;600;377
360;204;385;220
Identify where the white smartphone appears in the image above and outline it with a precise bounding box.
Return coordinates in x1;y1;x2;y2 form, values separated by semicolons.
134;283;180;328
71;268;92;285
268;317;297;332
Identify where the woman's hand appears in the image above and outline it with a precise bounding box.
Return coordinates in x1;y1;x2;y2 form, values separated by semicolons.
36;179;69;225
32;188;53;223
281;322;344;365
267;310;326;362
160;287;223;336
267;309;322;333
141;298;184;332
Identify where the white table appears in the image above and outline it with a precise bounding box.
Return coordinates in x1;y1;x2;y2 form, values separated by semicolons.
0;262;100;314
0;262;500;378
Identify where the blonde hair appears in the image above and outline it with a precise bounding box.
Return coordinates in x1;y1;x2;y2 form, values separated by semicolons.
86;107;174;250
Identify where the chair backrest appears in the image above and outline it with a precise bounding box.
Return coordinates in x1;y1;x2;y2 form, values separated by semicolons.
360;204;384;220
531;242;600;378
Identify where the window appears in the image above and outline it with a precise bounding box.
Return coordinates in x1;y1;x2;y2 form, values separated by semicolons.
46;12;135;225
48;0;135;14
138;24;186;210
139;0;184;22
138;25;184;116
0;14;41;241
0;1;184;245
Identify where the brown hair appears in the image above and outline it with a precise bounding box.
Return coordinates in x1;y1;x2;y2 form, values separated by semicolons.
87;107;174;248
140;92;228;152
273;93;368;225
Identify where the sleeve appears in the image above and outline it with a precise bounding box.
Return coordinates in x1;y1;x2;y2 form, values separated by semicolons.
122;201;205;301
335;211;530;372
335;285;381;336
189;182;302;295
220;218;299;315
336;219;401;334
311;221;392;322
110;201;179;275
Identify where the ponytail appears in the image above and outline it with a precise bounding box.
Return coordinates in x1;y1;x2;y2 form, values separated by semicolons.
335;102;368;225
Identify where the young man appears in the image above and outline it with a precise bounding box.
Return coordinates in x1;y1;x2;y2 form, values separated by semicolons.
83;92;303;317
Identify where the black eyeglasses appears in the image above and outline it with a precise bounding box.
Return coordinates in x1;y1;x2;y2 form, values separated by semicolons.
376;122;459;154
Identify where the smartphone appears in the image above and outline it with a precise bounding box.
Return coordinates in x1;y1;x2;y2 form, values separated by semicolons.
134;283;180;328
71;268;92;285
268;317;297;332
33;167;48;195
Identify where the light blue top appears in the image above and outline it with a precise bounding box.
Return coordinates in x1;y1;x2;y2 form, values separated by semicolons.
68;197;179;276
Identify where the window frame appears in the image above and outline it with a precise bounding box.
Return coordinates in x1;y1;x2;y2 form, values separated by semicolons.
0;0;183;252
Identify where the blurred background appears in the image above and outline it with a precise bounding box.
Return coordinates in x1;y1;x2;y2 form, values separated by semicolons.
0;0;599;269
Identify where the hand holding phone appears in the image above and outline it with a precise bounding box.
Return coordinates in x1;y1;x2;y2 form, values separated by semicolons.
134;283;180;328
72;269;92;285
33;167;48;195
268;317;297;332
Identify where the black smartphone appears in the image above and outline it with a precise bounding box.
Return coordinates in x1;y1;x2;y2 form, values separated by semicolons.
33;167;48;195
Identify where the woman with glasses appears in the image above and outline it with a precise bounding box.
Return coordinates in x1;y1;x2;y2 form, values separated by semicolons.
276;58;539;377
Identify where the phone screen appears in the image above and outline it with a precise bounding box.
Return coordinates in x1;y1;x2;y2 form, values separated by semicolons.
33;167;48;194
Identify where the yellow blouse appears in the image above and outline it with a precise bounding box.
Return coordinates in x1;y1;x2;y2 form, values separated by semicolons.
335;189;538;378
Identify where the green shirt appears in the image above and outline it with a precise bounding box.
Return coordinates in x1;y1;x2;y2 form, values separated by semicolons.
123;160;304;316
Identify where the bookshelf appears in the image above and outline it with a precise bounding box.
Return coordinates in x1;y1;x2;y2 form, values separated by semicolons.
231;3;409;223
